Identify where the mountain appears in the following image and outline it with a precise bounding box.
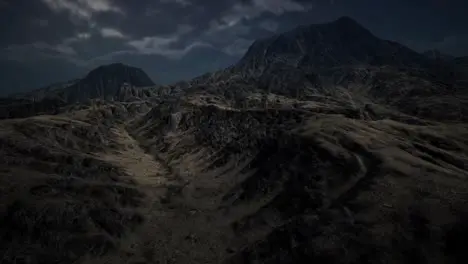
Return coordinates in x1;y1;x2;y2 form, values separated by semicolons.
64;63;155;103
1;17;468;264
237;16;430;73
190;17;466;122
13;63;155;103
1;63;156;119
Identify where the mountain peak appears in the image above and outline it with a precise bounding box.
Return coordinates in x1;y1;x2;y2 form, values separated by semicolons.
237;16;427;71
84;63;154;85
86;63;144;76
65;63;155;102
333;16;359;25
325;16;374;38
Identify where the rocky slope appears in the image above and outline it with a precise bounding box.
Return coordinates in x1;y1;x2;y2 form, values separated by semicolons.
0;107;146;263
126;17;468;263
0;17;468;264
130;90;468;263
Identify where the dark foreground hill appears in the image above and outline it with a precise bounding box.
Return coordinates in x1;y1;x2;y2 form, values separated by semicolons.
0;17;467;264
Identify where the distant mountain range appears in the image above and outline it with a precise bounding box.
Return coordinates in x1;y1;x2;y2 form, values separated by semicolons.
2;17;467;120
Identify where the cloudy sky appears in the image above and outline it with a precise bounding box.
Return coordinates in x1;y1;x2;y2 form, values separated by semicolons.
0;0;467;95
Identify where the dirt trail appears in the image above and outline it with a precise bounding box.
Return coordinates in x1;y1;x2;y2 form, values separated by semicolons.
91;125;228;264
100;126;171;189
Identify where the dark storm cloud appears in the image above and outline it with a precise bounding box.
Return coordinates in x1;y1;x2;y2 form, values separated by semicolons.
71;0;314;62
0;0;314;67
0;0;84;47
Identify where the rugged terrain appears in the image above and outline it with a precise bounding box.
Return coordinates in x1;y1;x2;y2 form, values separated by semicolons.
0;17;468;264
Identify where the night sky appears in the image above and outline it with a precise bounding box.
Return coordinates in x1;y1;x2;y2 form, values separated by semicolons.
0;0;467;95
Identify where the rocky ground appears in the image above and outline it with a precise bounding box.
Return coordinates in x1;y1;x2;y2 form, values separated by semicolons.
1;83;467;263
130;89;468;264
